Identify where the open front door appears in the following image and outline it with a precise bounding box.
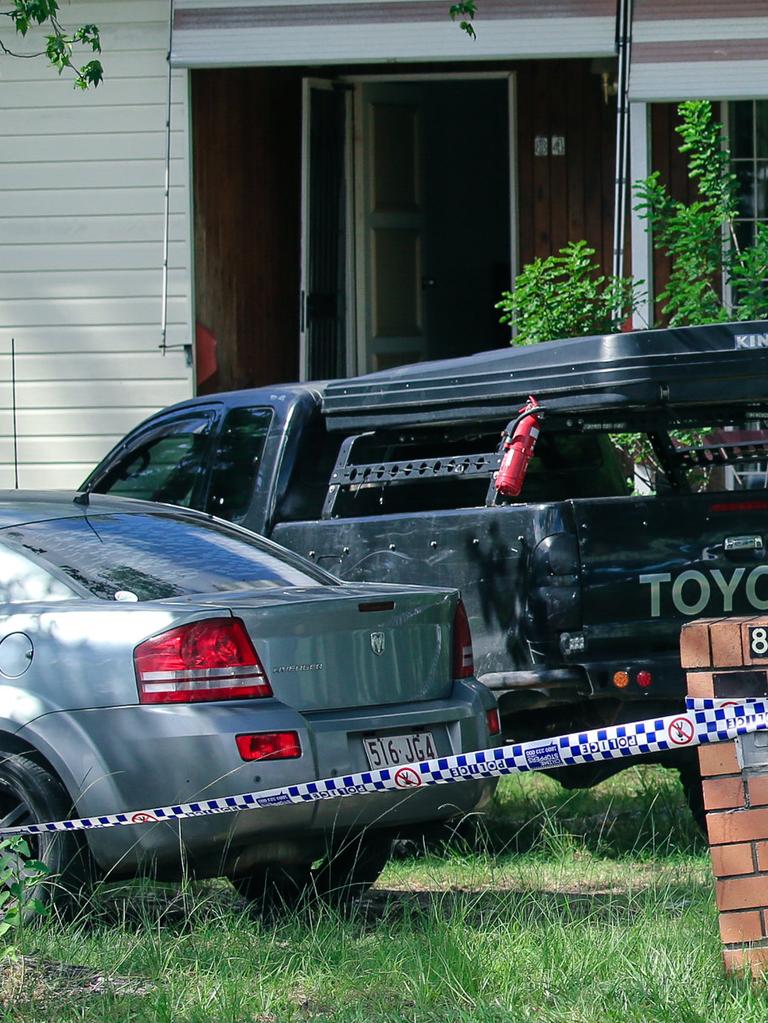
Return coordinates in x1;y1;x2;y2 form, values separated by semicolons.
355;82;428;374
353;76;514;372
300;79;351;381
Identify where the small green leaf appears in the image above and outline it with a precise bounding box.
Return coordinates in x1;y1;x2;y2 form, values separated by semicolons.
449;2;477;37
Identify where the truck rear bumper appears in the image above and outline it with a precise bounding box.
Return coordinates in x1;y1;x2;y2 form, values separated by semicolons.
478;668;586;692
480;654;685;703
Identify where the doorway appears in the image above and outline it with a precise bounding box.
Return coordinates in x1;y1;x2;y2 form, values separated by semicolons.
301;75;514;379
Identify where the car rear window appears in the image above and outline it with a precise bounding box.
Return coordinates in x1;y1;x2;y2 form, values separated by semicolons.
0;512;334;602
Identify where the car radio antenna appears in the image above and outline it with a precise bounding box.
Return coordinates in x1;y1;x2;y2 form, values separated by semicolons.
10;338;19;489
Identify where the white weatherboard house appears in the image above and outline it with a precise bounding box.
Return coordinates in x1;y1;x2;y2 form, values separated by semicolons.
2;0;767;489
0;1;193;490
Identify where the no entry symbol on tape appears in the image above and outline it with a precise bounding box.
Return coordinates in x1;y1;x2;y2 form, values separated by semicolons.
667;717;694;746
394;766;422;789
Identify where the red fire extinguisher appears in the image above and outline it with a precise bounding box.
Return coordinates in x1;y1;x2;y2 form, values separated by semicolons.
494;396;542;498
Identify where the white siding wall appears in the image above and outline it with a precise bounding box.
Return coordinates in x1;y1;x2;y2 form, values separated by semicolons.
172;0;616;67
629;1;768;101
0;0;193;490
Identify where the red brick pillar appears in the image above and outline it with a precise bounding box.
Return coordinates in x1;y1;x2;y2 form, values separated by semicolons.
682;616;768;977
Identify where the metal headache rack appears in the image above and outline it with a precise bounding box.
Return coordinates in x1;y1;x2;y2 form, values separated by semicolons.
673;440;768;469
641;429;768;492
320;407;768;517
321;431;503;519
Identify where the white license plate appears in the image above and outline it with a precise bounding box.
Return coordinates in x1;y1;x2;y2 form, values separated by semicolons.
363;731;437;770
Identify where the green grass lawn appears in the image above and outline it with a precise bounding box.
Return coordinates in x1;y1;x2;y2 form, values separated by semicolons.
4;766;768;1023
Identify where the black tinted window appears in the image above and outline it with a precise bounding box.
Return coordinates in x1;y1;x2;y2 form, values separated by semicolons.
1;513;333;602
206;407;273;522
94;413;215;507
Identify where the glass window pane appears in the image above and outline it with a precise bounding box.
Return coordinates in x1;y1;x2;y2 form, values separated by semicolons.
734;161;755;218
756;161;768;219
206;407;273;523
95;415;214;507
735;219;755;249
757;101;768;158
731;101;754;159
2;512;334;602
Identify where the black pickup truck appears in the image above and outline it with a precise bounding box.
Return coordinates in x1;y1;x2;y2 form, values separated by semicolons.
83;322;768;801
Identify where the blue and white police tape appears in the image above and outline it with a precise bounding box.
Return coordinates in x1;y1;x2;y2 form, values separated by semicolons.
2;698;768;839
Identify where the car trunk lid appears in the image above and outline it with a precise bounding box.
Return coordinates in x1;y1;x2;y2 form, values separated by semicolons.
170;585;456;711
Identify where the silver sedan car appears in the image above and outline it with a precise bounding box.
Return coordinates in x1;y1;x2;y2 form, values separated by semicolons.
0;493;498;911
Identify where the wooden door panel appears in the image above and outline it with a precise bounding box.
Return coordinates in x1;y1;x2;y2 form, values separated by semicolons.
372;103;419;210
359;83;427;372
373;228;421;337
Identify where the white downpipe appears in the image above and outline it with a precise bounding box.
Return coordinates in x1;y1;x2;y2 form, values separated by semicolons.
160;0;175;354
612;0;633;295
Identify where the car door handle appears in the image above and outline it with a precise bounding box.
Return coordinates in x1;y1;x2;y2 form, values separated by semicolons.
724;535;764;554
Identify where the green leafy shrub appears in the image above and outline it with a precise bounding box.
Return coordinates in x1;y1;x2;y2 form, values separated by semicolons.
634;99;768;325
495;240;640;346
0;836;49;944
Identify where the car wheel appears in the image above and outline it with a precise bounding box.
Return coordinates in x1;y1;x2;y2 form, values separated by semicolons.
311;832;393;906
0;752;90;920
231;833;393;914
230;862;313;915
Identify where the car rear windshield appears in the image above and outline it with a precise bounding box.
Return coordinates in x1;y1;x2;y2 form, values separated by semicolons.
0;512;334;602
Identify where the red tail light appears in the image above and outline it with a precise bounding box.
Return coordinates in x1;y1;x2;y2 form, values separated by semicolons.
134;617;272;704
486;707;501;736
452;599;474;679
236;732;301;761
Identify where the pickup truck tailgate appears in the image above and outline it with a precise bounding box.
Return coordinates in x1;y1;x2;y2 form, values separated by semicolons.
574;492;768;655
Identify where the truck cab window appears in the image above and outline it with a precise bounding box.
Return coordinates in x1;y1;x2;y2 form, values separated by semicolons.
92;413;216;507
205;407;273;522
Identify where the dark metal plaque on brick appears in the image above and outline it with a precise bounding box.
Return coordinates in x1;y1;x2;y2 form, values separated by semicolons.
713;670;768;699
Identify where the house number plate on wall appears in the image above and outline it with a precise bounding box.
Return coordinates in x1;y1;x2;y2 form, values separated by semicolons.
749;626;768;658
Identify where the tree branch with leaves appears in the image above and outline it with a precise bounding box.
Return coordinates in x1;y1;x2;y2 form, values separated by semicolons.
1;0;102;89
449;1;477;39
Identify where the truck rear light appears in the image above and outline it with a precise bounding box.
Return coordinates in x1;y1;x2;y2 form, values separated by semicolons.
560;631;586;656
612;670;630;689
636;670;653;689
486;707;501;735
134;617;272;704
452;599;474;679
236;731;301;761
711;499;768;513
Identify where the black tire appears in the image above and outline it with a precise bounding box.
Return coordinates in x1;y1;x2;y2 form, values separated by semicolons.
230;863;314;916
312;832;393;906
0;751;90;920
231;833;393;914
